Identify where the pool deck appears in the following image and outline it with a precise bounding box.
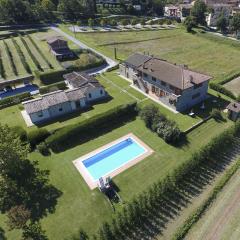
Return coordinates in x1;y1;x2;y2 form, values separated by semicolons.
73;133;154;190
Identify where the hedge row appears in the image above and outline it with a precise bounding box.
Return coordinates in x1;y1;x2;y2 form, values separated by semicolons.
0;50;6;79
173;157;240;240
209;82;236;100
0;92;32;109
20;36;43;72
92;121;240;240
39;81;67;94
27;35;53;69
12;37;32;74
45;102;137;151
218;71;240;85
3;40;18;76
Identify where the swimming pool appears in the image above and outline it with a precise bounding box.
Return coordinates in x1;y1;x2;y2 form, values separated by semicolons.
73;134;153;189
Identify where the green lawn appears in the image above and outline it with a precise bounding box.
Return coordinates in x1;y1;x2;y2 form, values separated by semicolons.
60;25;240;82
0;114;233;240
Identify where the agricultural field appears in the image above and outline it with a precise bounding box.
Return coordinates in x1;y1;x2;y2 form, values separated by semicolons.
0;30;62;81
186;168;240;240
224;76;240;97
60;25;240;83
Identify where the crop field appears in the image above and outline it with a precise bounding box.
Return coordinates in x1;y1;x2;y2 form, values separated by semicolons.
0;30;62;81
60;25;240;83
186;168;240;240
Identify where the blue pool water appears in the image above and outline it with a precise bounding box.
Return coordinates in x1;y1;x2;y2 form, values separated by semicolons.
83;138;146;180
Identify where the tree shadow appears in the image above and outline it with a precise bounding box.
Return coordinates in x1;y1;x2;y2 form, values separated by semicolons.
0;227;6;240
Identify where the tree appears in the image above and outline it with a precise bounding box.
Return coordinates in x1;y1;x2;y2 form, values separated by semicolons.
57;0;83;20
88;18;94;28
6;205;30;230
100;18;106;27
230;13;240;36
216;13;228;33
184;16;196;32
191;0;207;26
139;104;160;128
22;222;48;240
152;0;165;16
41;0;56;20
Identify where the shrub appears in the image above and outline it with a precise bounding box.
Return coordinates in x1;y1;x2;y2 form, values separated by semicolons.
12;37;31;74
27;128;50;147
39;81;66;94
139;104;159;128
37;142;50;156
210;108;223;121
236;95;240;102
45;102;137;151
0;92;31;109
11;126;27;142
157;121;181;143
3;40;18;76
209;82;236;100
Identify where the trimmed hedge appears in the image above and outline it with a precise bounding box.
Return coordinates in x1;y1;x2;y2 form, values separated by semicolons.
39;81;67;94
12;37;31;74
27;128;50;147
45;102;137;151
209;82;236;99
0;92;32;109
27;35;53;69
173;157;240;240
20;36;43;71
3;40;18;76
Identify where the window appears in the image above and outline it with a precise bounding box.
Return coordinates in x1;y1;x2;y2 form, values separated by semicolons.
194;83;203;89
143;73;148;78
59;108;63;112
169;85;174;90
161;81;166;86
152;77;156;82
192;93;201;99
100;90;103;95
88;93;92;98
38;111;43;117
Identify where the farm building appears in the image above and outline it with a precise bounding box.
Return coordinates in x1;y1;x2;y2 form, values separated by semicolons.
47;37;74;61
22;72;107;124
120;53;212;112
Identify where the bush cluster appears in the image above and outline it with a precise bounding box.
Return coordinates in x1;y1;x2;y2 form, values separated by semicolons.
36;142;50;156
27;128;50;147
39;81;67;94
139;104;181;143
210;108;223;121
12;37;31;74
27;35;53;69
11;126;27;142
3;40;18;76
92;121;240;240
20;36;43;72
0;50;6;79
209;82;236;100
0;92;31;109
45;102;137;151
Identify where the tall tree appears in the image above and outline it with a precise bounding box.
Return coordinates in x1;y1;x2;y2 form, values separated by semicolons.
216;13;228;33
191;0;207;26
230;13;240;36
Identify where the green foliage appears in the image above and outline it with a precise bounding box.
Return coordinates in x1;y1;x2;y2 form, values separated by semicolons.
11;126;27;142
210;108;223;121
191;0;207;26
36;142;50;156
20;36;43;71
73;53;105;69
184;16;196;32
22;222;48;240
27;128;50;147
27;35;53;69
209;82;236;100
39;81;67;94
12;37;32;74
0;49;6;79
3;40;18;76
216;13;228;33
45;102;137;151
236;94;240;102
230;13;240;35
0;92;31;109
88;18;94;28
139;104;181;143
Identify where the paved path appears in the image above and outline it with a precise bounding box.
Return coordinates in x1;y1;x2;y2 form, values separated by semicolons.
51;26;118;74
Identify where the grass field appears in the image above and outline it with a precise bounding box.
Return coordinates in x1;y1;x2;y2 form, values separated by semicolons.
224;77;240;97
0;113;233;240
186;167;240;240
60;25;240;82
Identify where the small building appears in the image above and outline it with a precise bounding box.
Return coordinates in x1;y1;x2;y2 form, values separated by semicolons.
227;102;240;121
120;53;212;112
164;4;192;19
47;37;74;61
22;72;107;124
